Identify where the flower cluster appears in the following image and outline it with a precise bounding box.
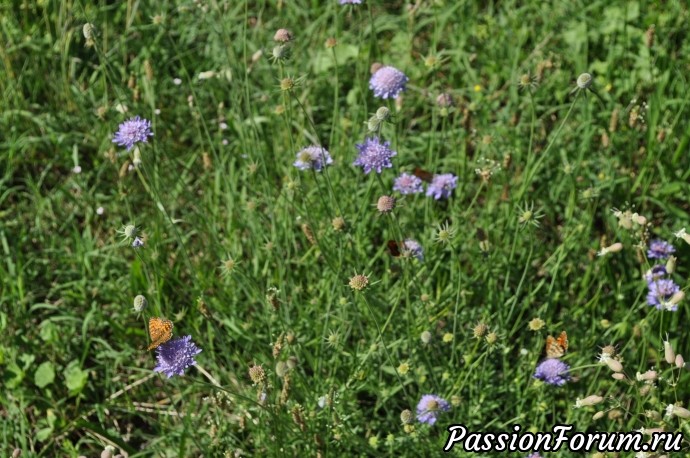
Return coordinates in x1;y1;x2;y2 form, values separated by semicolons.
644;239;681;311
533;358;570;386
113;116;154;151
416;394;451;425
294;145;333;172
353;136;397;174
369;66;408;99
153;335;202;378
392;171;457;200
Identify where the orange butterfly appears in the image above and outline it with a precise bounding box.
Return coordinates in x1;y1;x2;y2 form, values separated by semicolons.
545;331;568;359
147;317;174;351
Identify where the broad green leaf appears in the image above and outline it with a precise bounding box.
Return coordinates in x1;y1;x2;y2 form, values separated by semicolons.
35;361;55;388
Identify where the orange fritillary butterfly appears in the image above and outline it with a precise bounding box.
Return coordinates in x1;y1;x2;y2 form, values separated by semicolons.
147;317;173;351
545;331;568;359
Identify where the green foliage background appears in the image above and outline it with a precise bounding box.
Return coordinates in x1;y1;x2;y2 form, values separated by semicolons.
2;0;690;456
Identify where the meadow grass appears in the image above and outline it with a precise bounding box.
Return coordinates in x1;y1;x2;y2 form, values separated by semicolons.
2;0;690;456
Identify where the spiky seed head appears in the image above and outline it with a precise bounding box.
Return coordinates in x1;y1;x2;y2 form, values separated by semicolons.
349;274;369;291
376;195;396;214
248;365;266;385
473;323;488;338
272;45;290;62
325;37;337;48
331;216;346;232
485;331;498;345
528;318;545;331
279;77;296;92
124;224;137;238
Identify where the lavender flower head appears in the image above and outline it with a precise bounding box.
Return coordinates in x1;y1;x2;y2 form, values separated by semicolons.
112;116;153;151
426;173;458;200
339;0;362;3
644;265;667;283
533;358;570;386
393;172;424;195
416;394;451;425
647;279;680;311
154;335;202;378
647;239;675;259
369;66;408;99
526;454;542;458
294;146;333;172
403;239;424;261
353;137;397;174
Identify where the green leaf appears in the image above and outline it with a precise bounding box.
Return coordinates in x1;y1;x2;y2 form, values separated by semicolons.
63;360;88;396
36;427;53;442
35;361;55;388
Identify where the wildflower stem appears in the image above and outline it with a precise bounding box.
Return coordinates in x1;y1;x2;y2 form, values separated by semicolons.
195;364;221;387
517;93;580;202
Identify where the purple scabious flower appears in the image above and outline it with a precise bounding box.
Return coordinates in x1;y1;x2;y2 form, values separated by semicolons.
526;454;542;458
426;173;457;200
294;146;333;172
369;66;408;100
644;265;667;283
393;172;424;195
154;335;202;378
647;239;675;259
403;239;424;261
339;0;362;3
112;116;154;151
353;137;397;174
647;279;680;311
416;394;450;425
533;358;570;386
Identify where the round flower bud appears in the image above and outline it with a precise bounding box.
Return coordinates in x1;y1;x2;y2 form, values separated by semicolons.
436;93;454;108
676;354;685;369
331;216;346;232
420;330;432;344
577;73;593;89
664;340;676;365
376;195;396;214
133;295;147;312
375;106;391;121
276;361;288;378
400;409;413;424
592;411;605;421
273;28;293;42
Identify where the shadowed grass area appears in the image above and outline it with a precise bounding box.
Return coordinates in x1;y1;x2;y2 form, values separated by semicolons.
2;0;690;456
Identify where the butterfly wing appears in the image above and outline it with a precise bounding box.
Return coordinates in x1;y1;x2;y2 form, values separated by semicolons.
387;240;402;257
413;167;434;183
545;331;568;358
147;317;173;351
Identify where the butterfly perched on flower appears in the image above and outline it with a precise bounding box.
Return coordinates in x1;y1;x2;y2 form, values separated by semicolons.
413;167;434;183
147;317;174;351
386;240;404;257
545;331;568;359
